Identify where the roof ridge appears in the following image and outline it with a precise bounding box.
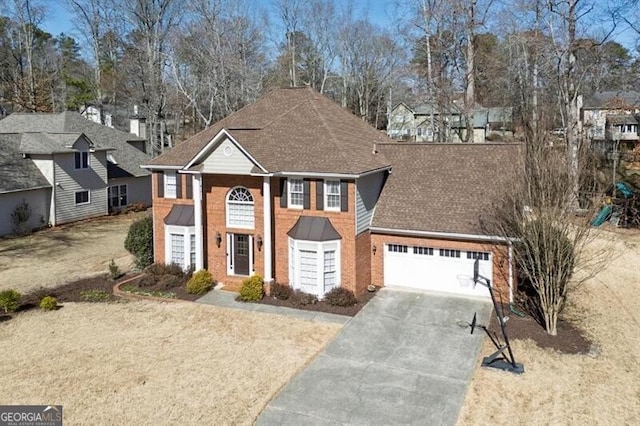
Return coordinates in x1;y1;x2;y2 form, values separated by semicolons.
309;96;353;165
258;90;316;130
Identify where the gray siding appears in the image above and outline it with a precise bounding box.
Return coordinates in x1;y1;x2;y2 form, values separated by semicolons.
108;175;152;209
356;171;386;234
0;188;51;236
202;138;254;174
53;139;108;224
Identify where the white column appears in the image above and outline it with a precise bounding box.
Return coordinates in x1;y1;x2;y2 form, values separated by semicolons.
193;174;204;270
263;176;273;283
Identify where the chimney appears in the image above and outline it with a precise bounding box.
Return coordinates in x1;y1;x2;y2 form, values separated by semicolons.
130;105;147;139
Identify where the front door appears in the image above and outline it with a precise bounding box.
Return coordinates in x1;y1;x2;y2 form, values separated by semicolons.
233;234;250;275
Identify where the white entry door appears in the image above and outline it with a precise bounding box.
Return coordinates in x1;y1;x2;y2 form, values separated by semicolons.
383;244;491;297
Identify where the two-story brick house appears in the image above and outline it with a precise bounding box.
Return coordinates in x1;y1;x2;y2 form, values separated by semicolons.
144;87;520;300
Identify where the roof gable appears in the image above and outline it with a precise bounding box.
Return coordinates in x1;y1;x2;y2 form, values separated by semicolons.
0;134;51;193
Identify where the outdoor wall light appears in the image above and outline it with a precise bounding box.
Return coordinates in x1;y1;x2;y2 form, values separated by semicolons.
372;244;377;255
256;235;263;251
215;232;222;248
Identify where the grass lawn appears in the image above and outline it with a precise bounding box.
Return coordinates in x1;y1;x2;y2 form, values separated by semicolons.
0;301;341;424
458;229;640;424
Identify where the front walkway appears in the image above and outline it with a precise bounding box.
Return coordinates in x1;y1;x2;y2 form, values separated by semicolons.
257;288;492;425
196;289;351;325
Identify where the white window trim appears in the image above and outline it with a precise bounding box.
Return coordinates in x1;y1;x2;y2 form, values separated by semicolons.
226;233;255;276
226;186;255;229
74;151;90;170
165;225;196;270
74;190;90;205
164;172;177;199
288;178;304;209
288;238;341;298
324;180;341;212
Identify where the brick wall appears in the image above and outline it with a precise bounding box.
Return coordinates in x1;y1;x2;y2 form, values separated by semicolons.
152;172;194;265
370;233;513;300
273;178;357;294
354;231;372;295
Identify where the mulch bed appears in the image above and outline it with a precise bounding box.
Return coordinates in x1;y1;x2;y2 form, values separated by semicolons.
20;274;122;308
120;275;201;302
255;287;379;317
487;303;592;355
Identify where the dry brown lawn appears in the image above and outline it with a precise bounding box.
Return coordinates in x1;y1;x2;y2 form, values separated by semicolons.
0;301;341;424
0;212;146;294
458;228;640;425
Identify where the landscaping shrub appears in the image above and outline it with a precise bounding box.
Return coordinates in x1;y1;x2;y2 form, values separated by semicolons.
239;275;264;301
290;290;318;307
11;199;32;235
137;274;158;288
324;287;357;307
186;269;215;295
80;289;111;303
124;202;147;213
124;216;154;269
108;259;121;280
158;274;184;290
270;282;292;301
146;263;185;278
39;296;58;311
0;289;21;313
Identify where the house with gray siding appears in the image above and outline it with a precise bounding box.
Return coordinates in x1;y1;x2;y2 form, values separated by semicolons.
0;111;152;237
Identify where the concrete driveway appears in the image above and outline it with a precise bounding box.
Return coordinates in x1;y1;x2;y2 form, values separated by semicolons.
257;288;492;425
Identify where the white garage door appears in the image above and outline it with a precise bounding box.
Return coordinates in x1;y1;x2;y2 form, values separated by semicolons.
383;243;491;297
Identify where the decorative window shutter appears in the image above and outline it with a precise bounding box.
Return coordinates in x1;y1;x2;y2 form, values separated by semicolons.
176;174;183;199
186;175;193;199
280;178;288;208
303;179;311;209
316;180;324;210
340;181;348;212
157;172;164;198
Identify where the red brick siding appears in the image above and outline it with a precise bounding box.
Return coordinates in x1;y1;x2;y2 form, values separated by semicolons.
370;233;513;300
273;178;357;294
151;172;194;265
355;231;372;296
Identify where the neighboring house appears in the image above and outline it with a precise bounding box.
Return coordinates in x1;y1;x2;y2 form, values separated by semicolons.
582;90;640;152
387;101;513;143
145;87;520;301
0;112;152;236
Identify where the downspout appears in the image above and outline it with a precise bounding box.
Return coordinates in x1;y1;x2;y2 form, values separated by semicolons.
50;153;57;226
194;174;204;270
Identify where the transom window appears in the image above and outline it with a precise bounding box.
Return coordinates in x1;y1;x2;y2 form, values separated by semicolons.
164;172;177;198
288;179;304;208
75;190;89;205
439;249;461;258
74;151;89;169
388;244;408;253
226;187;255;229
414;246;434;255
324;180;341;211
467;251;490;261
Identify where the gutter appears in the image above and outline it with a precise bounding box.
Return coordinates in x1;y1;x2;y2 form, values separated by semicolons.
140;165;183;170
369;226;512;243
0;185;52;195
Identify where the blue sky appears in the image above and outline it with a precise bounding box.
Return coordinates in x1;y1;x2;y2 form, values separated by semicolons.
42;0;637;53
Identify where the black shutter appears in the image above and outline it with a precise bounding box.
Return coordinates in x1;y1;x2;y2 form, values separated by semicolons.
316;180;324;210
186;175;193;199
176;174;183;199
340;180;348;212
157;172;164;198
303;179;311;209
280;178;287;208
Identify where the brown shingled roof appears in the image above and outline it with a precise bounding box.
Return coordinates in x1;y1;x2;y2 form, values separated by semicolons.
147;87;391;174
372;143;523;235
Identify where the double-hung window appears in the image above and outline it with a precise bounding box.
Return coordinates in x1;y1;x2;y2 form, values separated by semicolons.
164;172;177;198
75;151;89;169
324;180;341;211
288;179;304;208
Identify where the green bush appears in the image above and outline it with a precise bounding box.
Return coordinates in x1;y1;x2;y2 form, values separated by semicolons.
324;287;357;307
290;290;317;307
108;259;121;280
271;282;292;300
186;269;215;295
124;216;154;269
39;296;58;311
0;289;21;313
239;275;264;301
